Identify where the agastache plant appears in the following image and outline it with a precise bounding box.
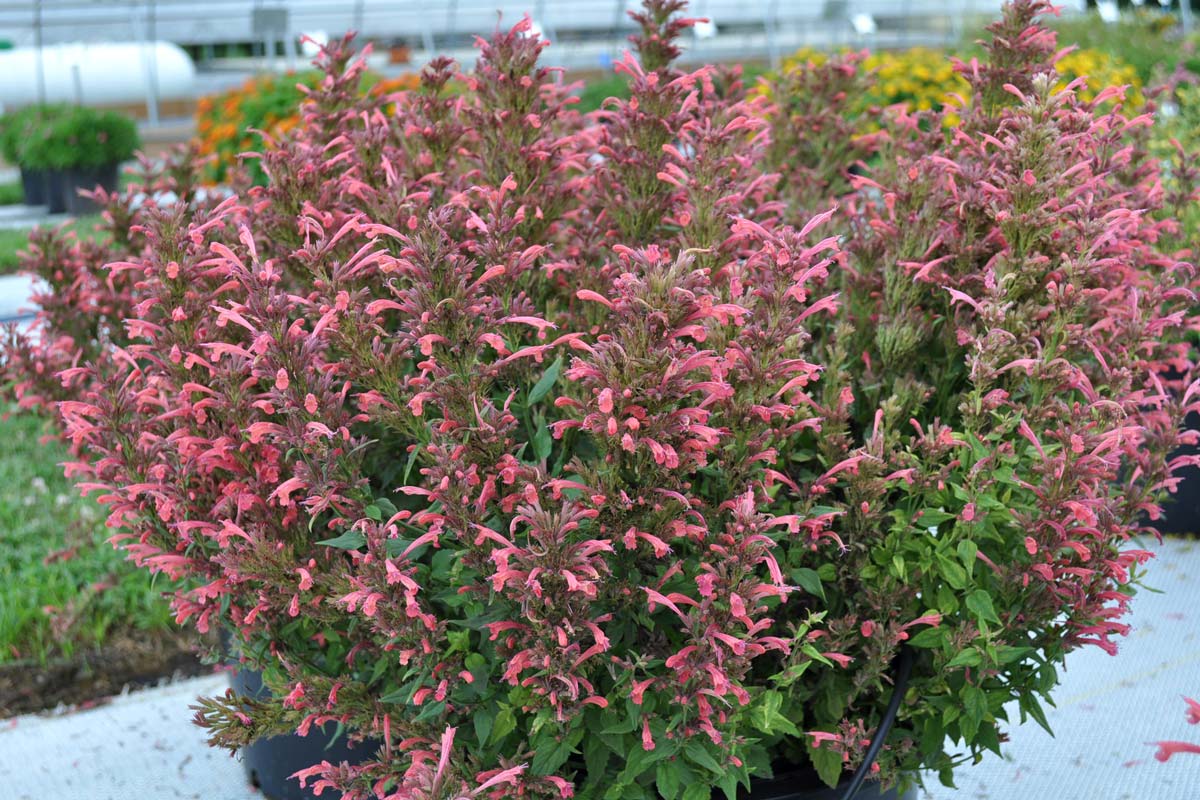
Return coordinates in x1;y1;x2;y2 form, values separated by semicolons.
5;1;1199;797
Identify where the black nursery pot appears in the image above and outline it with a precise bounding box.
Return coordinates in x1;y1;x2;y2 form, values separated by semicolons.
745;764;913;800
44;170;67;214
1153;407;1200;536
19;167;47;206
231;668;379;800
62;162;119;216
228;659;911;800
1151;367;1200;537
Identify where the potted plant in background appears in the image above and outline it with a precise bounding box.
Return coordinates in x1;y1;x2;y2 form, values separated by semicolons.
0;104;67;207
6;2;1198;799
13;106;139;215
60;108;139;215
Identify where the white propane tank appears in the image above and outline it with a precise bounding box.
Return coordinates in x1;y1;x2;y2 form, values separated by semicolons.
0;41;195;107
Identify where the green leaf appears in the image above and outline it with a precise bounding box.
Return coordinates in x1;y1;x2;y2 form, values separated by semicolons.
681;784;711;800
378;686;413;704
530;727;582;776
474;707;495;748
936;553;968;590
365;504;383;521
402;444;421;484
946;648;982;669
317;531;366;550
583;733;611;790
528;357;563;404
919;508;956;527
994;645;1034;664
808;742;843;788
656;760;683;800
1019;693;1054;735
961;685;988;741
411;699;446;723
533;424;553;462
684;741;723;775
620;742;667;783
717;767;740;800
956;540;978;575
491;707;516;744
906;627;946;649
966;590;1000;625
919;716;945;756
750;690;801;736
375;497;399;518
790;568;826;601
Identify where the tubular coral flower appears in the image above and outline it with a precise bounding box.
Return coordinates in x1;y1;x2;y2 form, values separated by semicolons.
1153;741;1200;762
641;718;655;751
1185;697;1200;726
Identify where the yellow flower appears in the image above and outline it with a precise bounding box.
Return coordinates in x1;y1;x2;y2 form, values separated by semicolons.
1054;48;1143;108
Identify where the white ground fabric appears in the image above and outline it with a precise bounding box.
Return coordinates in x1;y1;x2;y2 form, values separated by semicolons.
1;539;1198;800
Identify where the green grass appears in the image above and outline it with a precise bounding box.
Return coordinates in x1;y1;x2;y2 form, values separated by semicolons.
0;214;105;276
0;227;29;275
0;180;22;206
1049;12;1195;84
0;409;174;665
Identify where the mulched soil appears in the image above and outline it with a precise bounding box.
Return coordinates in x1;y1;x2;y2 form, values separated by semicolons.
0;627;217;719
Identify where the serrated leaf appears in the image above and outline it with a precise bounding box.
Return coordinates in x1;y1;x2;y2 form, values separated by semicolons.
906;627;946;649
994;645;1034;664
317;531;366;550
946;648;982;669
412;699;446;723
474;707;495;748
966;589;1000;624
791;567;826;601
490;707;516;744
1019;693;1054;735
717;768;739;800
684;741;723;775
656;760;682;800
957;540;978;575
620;742;667;783
936;553;968;590
920;508;956;527
528;357;563;404
583;733;611;790
530;727;581;776
533;424;553;462
375;497;399;517
601;712;638;735
961;685;988;741
378;686;412;704
808;742;843;788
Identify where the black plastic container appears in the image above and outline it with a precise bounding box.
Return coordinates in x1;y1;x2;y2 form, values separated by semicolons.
231;668;380;800
745;764;911;800
63;163;119;216
44;170;67;214
19;167;47;206
226;668;911;800
1151;407;1200;537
